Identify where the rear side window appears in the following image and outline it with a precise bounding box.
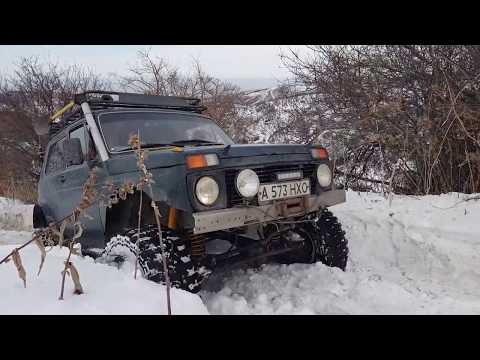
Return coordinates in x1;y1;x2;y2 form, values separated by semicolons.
70;126;88;157
45;138;66;174
70;124;98;161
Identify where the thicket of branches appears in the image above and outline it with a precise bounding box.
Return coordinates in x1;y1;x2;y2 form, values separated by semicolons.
121;49;255;142
2;46;480;202
0;57;109;201
281;45;480;195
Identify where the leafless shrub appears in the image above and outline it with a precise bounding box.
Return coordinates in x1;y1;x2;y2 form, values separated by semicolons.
0;57;110;200
128;133;172;315
11;249;26;288
281;45;480;195
121;49;252;142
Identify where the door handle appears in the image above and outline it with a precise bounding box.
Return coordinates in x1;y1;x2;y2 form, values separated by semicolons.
59;175;66;183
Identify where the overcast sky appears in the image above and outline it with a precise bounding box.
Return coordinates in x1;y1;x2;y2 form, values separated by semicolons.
0;45;306;89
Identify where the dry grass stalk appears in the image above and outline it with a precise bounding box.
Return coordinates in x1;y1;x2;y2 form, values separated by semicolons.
128;133;172;315
59;224;84;300
34;237;46;276
134;190;143;280
73;169;99;220
57;169;96;300
51;220;67;248
57;169;93;300
65;260;84;295
0;229;53;266
11;249;26;288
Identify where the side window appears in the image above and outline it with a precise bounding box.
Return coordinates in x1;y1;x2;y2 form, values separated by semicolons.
45;138;66;175
70;124;98;162
70;126;88;157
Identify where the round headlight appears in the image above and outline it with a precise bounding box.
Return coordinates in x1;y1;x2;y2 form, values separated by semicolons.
317;164;332;187
195;176;219;206
236;169;260;198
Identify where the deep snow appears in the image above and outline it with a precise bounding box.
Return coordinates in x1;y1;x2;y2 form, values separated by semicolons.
0;241;208;315
1;191;480;314
201;191;480;314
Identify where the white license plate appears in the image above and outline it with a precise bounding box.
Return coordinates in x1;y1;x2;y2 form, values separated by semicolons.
258;179;311;202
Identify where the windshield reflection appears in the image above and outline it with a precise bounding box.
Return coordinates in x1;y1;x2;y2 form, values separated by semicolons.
98;111;234;152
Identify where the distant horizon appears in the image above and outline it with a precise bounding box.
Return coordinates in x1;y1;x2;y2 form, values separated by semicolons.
0;45;306;91
222;77;284;90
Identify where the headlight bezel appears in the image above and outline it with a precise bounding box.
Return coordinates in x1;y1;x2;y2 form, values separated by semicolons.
235;168;260;198
187;170;227;211
195;176;220;206
316;163;332;188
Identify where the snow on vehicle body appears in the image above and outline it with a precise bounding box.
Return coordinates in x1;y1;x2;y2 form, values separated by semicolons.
36;91;348;292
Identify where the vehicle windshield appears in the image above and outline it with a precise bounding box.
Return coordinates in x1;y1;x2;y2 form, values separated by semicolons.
98;111;234;152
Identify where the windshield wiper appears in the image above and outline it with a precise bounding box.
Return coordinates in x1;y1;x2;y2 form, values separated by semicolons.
110;143;184;152
141;143;185;149
171;139;224;146
110;140;222;152
110;145;135;152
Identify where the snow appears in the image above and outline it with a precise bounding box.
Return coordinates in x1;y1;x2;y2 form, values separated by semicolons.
200;191;480;314
0;197;34;232
0;226;208;315
2;192;480;314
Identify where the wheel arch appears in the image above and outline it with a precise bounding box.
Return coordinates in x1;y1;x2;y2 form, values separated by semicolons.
104;190;156;242
33;204;47;228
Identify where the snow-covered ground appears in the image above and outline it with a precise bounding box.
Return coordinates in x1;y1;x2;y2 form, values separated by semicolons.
1;191;480;314
201;191;480;314
0;233;208;314
0;197;34;232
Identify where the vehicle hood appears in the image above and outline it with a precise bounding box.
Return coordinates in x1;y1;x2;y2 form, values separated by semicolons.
104;144;314;175
191;144;311;159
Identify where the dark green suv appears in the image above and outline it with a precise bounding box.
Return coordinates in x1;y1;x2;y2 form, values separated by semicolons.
36;91;348;293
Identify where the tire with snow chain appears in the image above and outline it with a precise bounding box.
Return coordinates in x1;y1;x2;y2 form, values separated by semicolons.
123;225;212;293
277;209;349;270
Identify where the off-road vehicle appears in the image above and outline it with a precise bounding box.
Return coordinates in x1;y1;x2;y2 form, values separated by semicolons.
35;91;348;293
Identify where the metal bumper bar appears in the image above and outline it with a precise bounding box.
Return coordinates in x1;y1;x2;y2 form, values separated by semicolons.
192;189;346;234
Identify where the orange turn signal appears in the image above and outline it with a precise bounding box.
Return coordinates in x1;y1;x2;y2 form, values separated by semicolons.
186;154;219;169
311;148;329;160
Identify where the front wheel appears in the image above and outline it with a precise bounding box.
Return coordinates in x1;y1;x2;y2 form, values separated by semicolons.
277;209;349;270
101;225;213;293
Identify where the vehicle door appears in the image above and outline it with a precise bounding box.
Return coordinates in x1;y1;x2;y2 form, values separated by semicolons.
38;135;67;224
56;122;103;246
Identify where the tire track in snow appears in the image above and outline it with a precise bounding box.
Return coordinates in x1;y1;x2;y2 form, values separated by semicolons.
202;192;480;314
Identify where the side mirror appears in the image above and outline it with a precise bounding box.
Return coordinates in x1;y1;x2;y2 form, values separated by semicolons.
63;138;84;166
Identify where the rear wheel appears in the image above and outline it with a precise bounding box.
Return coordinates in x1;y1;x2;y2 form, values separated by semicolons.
277;209;349;270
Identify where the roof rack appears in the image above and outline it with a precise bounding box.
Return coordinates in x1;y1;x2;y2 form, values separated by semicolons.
47;91;207;138
74;91;207;113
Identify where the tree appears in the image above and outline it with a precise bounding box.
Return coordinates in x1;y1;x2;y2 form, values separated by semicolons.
0;57;109;201
121;49;254;142
281;45;480;195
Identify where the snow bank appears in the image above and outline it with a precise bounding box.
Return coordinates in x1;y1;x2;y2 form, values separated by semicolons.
0;230;32;246
0;197;34;232
0;238;208;315
201;191;480;314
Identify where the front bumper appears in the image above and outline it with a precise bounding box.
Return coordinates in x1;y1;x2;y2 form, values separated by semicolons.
192;189;346;234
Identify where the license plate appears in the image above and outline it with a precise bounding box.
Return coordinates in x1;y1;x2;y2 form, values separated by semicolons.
258;179;311;202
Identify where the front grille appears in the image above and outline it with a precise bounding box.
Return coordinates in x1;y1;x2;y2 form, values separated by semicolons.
225;163;317;206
